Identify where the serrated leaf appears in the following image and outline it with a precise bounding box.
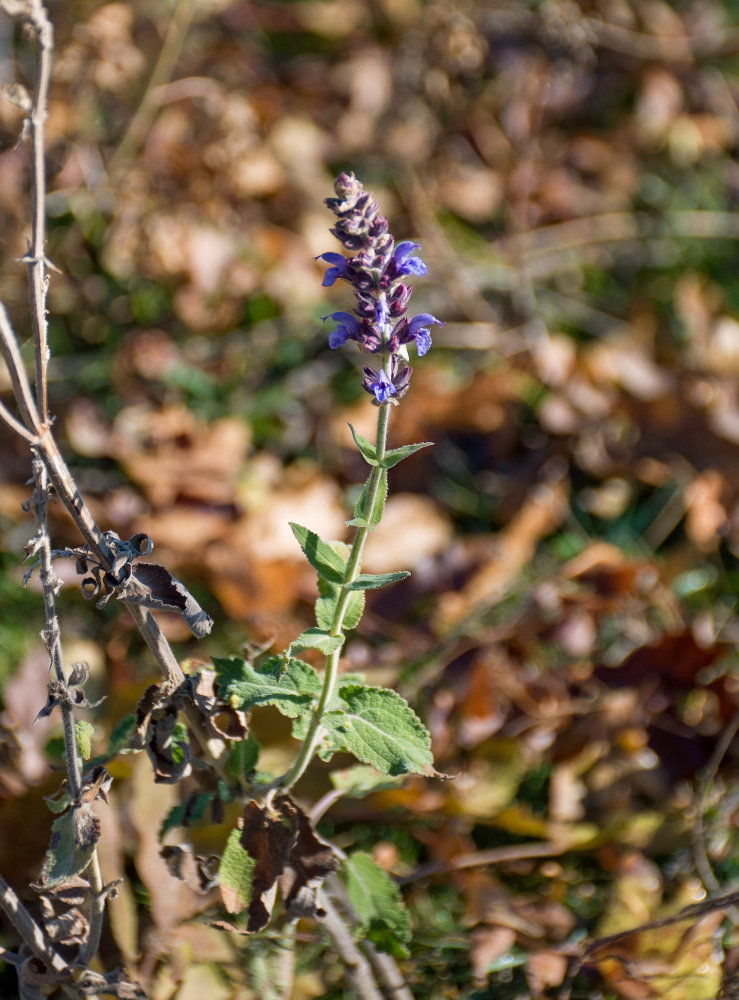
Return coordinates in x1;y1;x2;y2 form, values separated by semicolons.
342;851;411;957
219;826;256;915
322;684;435;776
381;441;433;469
330;765;402;798
39;808;99;889
315;578;365;632
215;656;321;720
349;424;379;465
290;628;343;655
353;468;387;529
228;735;261;780
346;571;410;591
75;720;95;760
290;523;347;584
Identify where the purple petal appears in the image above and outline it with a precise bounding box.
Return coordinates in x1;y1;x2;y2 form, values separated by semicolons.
408;313;443;334
329;328;349;349
394;241;421;262
323;311;359;349
414;329;432;356
323;311;359;332
394;241;427;276
315;252;349;287
367;369;396;404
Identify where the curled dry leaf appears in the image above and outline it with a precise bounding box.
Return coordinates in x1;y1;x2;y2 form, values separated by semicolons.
117;562;213;638
160;845;219;895
76;969;148;998
218;793;339;932
134;684;191;784
189;669;248;742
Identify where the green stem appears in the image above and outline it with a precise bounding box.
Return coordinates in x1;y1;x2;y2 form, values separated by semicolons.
279;399;392;789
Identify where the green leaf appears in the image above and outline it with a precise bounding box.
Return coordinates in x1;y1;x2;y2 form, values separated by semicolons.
107;713;137;755
290;628;343;655
342;852;411;957
44;788;74;814
160;803;187;838
322;684;435;776
330;765;402;798
88;713;136;767
75;720;95;760
159;791;215;839
39;808;99;889
381;441;433;469
346;571;410;591
315;578;365;632
171;722;189;764
289;523;347;584
349;424;379;465
352;468;387;529
228;735;261;780
215;656;321;720
218;827;256;914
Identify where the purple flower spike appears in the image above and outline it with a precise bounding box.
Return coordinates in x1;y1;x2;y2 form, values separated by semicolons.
408;313;443;357
393;241;427;276
322;173;441;397
316;252;349;287
324;311;360;349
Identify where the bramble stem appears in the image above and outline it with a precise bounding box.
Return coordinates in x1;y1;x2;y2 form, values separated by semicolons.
279;399;392;790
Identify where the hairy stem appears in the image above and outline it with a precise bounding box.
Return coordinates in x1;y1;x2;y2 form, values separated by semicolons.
279;402;391;790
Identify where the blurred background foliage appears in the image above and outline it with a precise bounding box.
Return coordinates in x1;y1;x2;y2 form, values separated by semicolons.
3;0;739;996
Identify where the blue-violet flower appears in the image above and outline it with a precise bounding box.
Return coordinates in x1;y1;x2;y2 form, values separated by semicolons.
319;172;442;404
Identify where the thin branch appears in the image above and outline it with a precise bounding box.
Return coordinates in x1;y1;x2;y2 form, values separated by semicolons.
23;0;54;423
692;707;739;919
360;942;414;1000
398;840;567;885
319;892;385;1000
77;853;105;969
0;301;42;434
30;453;82;800
0;396;35;441
0;872;66;975
108;0;198;173
557;888;739;1000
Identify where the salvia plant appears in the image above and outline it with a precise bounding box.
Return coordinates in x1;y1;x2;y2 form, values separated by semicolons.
0;3;443;997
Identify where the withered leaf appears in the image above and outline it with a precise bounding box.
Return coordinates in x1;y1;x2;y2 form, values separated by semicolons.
43;905;89;947
218;793;338;932
277;795;339;920
117;562;213;637
76;968;148;998
160;844;219;894
189;669;248;741
134;684;191;784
